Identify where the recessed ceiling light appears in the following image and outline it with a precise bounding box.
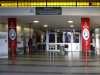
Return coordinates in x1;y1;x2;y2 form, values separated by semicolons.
70;25;74;28
67;20;73;23
44;24;48;28
33;20;39;23
57;29;60;32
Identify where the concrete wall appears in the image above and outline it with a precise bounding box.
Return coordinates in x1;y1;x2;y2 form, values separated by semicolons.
95;28;100;55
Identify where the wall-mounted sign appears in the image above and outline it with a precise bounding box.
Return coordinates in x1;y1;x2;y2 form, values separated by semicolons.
0;1;100;7
36;7;62;15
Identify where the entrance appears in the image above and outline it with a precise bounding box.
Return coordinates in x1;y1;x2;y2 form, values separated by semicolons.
8;16;97;57
46;30;80;56
0;16;98;57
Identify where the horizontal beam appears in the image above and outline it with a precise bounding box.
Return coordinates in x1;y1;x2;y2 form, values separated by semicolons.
62;7;100;16
0;8;35;16
0;8;100;16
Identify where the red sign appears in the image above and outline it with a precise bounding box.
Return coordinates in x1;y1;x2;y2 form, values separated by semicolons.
8;18;17;57
81;17;90;53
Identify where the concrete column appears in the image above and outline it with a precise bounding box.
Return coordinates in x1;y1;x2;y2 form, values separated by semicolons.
46;31;49;51
81;17;90;55
8;18;17;57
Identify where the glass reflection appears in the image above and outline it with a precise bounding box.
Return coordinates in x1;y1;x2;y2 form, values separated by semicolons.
65;32;71;43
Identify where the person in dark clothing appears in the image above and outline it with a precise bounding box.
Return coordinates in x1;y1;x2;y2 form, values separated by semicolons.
28;38;33;55
64;44;68;55
23;37;26;55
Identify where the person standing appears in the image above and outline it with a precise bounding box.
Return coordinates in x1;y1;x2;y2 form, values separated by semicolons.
23;37;26;55
28;38;33;55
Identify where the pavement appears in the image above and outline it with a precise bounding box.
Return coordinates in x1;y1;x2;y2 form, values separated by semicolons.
0;51;100;75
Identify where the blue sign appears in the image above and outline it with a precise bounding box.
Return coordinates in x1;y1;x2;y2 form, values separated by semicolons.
36;7;62;15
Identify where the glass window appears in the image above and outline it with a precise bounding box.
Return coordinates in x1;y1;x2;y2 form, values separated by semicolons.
73;33;79;43
57;45;60;50
49;33;55;43
57;32;63;43
65;32;71;43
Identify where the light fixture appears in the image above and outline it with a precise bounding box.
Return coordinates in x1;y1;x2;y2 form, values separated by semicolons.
43;24;48;28
70;25;74;28
67;20;74;23
17;25;21;32
57;29;60;32
33;20;39;23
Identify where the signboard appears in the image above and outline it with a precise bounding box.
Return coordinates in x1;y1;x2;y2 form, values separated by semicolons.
36;7;62;15
81;17;90;53
0;1;100;7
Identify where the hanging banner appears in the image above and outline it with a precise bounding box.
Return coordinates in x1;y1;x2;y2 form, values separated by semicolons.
8;18;17;57
81;17;90;53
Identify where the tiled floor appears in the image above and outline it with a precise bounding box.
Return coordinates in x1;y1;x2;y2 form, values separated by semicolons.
0;52;100;75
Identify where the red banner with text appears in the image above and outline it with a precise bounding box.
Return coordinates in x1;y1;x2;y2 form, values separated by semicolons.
81;17;90;53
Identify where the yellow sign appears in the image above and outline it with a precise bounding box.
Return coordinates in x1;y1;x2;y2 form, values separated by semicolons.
0;2;100;7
